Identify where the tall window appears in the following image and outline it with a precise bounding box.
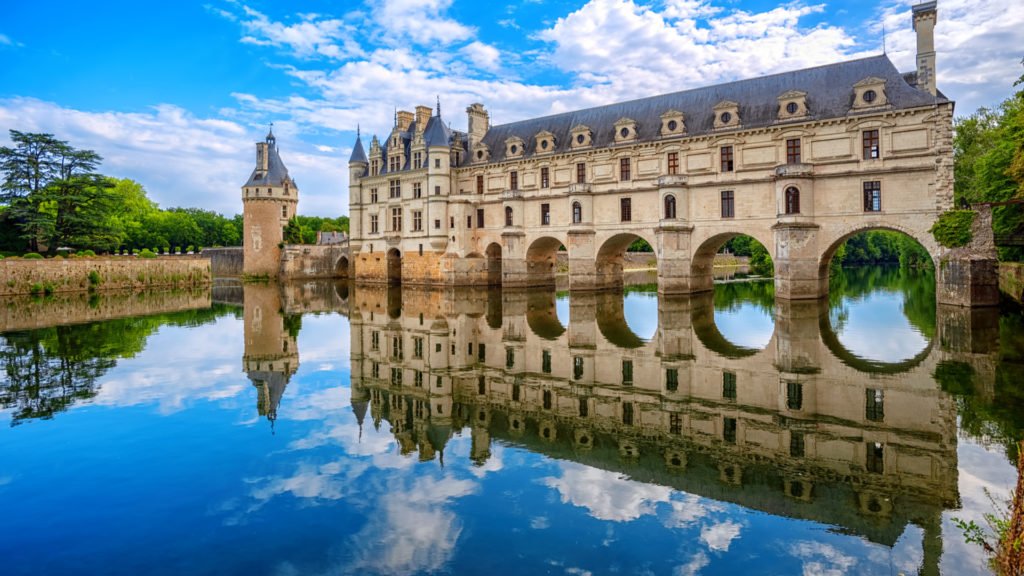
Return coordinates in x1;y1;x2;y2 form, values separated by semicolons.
413;182;422;199
542;350;551;373
371;160;379;176
786;381;803;410
667;152;679;175
467;215;472;228
863;129;880;159
866;442;884;473
579;397;588;417
666;368;678;392
664;194;676;219
721;190;735;218
620;198;632;222
389;179;400;199
576;162;586;184
413;151;422;169
541;203;550;226
790;432;805;457
413;210;422;231
506;347;515;369
572;201;582;224
281;205;288;218
509;171;518;190
391;207;402;231
786;138;801;164
722;371;737;400
370;188;378;203
505;206;513;227
866;389;885;421
863;181;882;212
720;145;734;172
477;209;484;228
540;167;550;188
723;417;737;443
622;360;633;385
622;402;634;426
785;187;800;214
413;337;423;358
476;174;484;194
573;356;584;380
370;214;379;234
620;158;631;181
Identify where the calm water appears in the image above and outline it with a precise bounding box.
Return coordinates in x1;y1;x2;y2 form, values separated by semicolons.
1;268;1022;575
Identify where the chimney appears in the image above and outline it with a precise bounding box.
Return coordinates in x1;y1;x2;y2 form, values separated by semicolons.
396;110;414;132
912;1;938;96
256;142;269;172
466;103;489;152
415;105;432;132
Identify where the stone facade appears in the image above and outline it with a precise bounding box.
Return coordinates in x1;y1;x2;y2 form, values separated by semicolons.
0;256;211;297
345;3;994;305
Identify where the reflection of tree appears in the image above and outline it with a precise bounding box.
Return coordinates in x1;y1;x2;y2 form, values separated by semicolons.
712;280;775;313
828;267;936;338
0;305;234;426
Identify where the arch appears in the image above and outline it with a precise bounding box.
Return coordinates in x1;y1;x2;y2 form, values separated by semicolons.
336;255;350;278
485;242;502;286
596;232;657;291
526;236;564;289
386;248;402;285
572;201;582;224
690;231;774;293
664;194;677;219
784;186;800;215
816;223;938;296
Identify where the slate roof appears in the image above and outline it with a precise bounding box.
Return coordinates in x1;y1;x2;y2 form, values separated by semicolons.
375;115;461;175
477;55;945;165
244;139;292;187
349;132;368;164
423;115;453;147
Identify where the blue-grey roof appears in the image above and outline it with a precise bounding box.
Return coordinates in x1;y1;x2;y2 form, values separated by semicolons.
349;133;368;164
423;115;452;147
477;55;944;164
244;141;292;187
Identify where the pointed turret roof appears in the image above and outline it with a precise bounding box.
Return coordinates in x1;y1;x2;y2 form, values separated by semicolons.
423;116;452;148
243;133;292;188
349;128;368;164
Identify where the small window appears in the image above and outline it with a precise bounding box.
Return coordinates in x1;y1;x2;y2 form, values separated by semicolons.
866;442;884;473
670;413;681;435
863;181;882;212
542;350;551;373
477;208;484;228
622;402;634;426
434;219;440;229
467;215;472;229
667;152;679;175
620;198;632;222
785;102;799;115
664;194;676;219
435;158;441;168
790;432;805;457
543;390;552;409
505;206;513;227
572;201;582;224
786;381;803;410
723;417;737;443
540;167;549;188
667;119;678;131
434;185;440;195
721;190;735;218
720;112;732;124
576;134;585;144
620;127;630;138
666;368;678;392
720;146;734;172
510;144;518;155
579;397;588;417
512;383;520;401
573;356;584;380
863;89;877;104
786;138;801;164
509;171;518;190
722;371;737;400
620;158;631;181
622;360;633;385
866;389;884;421
476;174;484;194
576;162;586;184
784;187;800;215
541;139;549;150
541;203;550;226
281;205;287;218
863;129;880;159
506;347;515;369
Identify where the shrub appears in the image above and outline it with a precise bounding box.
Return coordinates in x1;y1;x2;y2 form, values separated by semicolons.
22;252;43;260
79;249;96;257
43;282;55;296
930;210;976;248
88;270;102;285
29;283;43;295
139;249;157;259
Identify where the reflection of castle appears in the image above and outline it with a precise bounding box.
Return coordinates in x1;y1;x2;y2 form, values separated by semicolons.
242;283;299;426
343;285;988;575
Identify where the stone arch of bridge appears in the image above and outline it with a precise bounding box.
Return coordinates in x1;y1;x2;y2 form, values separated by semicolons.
816;222;939;296
690;229;775;294
594;231;658;291
386;248;402;285
525;235;567;289
485;242;502;286
336;255;350;278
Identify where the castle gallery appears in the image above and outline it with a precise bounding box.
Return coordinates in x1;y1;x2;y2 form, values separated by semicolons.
245;2;970;301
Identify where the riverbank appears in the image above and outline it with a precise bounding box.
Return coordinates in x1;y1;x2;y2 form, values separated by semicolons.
1001;262;1024;304
0;256;211;296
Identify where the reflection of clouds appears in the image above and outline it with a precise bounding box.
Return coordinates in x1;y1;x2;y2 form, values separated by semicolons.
544;462;672;521
789;541;857;576
674;551;709;576
700;520;741;552
831;292;928;363
663;494;717;528
714;303;773;349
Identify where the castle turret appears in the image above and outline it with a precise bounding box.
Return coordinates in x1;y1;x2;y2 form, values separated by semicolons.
242;283;299;430
348;129;368;249
242;127;299;277
913;1;938;96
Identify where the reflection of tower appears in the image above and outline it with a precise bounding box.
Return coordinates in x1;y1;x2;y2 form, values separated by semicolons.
242;283;299;429
242;127;299;277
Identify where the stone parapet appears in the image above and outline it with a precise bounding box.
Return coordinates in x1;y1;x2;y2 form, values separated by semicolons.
0;256;211;297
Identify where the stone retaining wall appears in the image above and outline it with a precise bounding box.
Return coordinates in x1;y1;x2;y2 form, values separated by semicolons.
0;256;211;297
1000;262;1024;304
0;287;212;332
202;247;244;277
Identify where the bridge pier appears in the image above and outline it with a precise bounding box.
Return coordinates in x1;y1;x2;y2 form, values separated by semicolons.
936;205;1000;307
773;221;823;300
657;224;695;295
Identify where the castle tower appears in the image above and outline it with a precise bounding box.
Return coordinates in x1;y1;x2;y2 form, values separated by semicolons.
242;127;299;277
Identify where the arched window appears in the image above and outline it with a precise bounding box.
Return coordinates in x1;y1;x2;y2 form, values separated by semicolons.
572;201;582;224
785;187;800;215
664;194;676;219
505;206;513;227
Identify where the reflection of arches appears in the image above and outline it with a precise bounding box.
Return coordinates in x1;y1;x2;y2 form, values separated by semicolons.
817;225;937;296
785;187;800;214
386;248;402;285
595;291;647;349
336;256;350;278
526;236;563;288
691;232;773;293
486;242;502;286
597;233;656;290
691;293;772;358
819;298;933;374
526;291;565;340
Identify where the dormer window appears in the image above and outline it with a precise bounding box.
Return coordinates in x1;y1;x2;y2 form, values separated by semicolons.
852;77;888;110
777;91;808;121
474;143;491;163
571;125;592;149
660;110;685;137
505;137;524;159
614;118;637;144
713;101;740;130
534;130;555;154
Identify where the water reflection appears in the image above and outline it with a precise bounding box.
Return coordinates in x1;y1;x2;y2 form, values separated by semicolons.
0;271;1021;575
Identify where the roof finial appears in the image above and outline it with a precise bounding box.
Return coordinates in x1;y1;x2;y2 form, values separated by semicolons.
357;124;361;138
436;95;441;118
882;21;887;54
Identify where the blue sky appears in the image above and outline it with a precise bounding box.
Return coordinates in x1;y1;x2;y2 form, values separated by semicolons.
1;0;1021;217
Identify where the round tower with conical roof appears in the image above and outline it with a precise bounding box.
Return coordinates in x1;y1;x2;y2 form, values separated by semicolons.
242;127;299;277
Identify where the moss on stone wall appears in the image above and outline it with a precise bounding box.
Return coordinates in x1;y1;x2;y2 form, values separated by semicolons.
0;257;211;296
930;210;977;248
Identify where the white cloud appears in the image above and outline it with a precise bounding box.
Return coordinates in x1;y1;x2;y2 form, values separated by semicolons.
236;6;363;60
460;41;502;72
674;551;710;576
700;520;741;552
789;541;859;576
371;0;475;45
544;462;673;521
